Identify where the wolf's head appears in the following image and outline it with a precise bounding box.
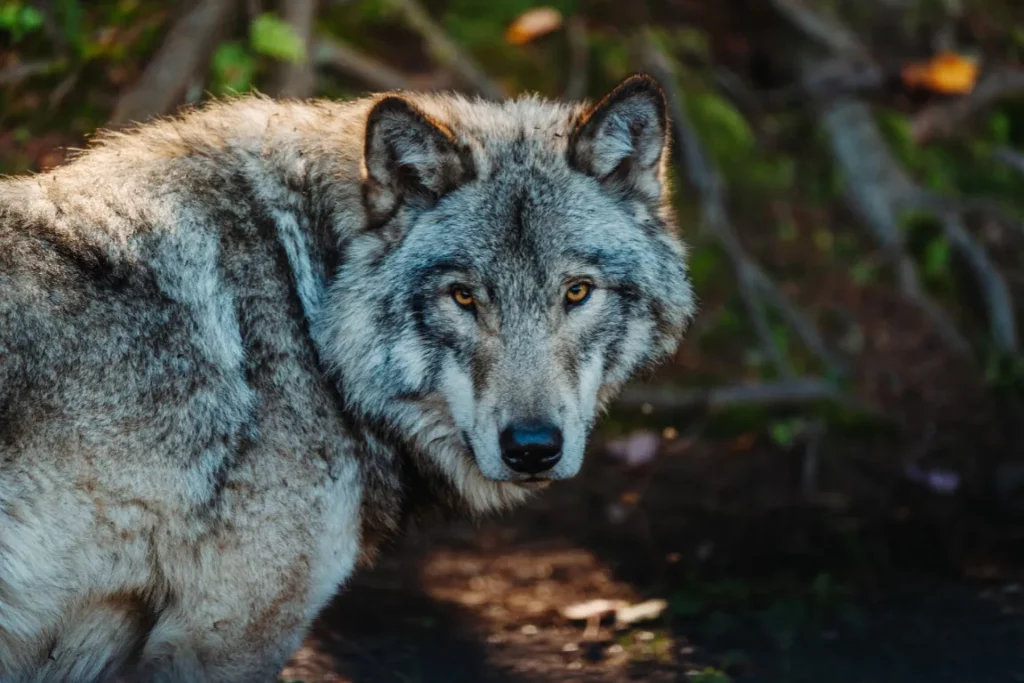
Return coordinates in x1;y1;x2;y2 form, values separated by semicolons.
321;74;695;513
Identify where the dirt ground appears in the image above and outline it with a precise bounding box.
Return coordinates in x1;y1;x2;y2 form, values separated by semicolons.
279;421;1024;683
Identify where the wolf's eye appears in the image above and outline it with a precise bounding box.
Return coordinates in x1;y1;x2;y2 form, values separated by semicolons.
451;286;476;309
565;282;592;306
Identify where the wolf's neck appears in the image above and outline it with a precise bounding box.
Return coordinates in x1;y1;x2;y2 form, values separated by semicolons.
210;98;371;334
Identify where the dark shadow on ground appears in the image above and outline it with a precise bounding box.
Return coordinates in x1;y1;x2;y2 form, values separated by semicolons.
284;535;528;683
286;430;1024;683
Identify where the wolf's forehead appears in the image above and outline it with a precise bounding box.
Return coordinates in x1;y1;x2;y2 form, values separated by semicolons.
414;94;583;172
431;170;603;249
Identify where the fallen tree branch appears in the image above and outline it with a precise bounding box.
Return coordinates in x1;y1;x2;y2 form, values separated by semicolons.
0;59;60;88
615;378;871;414
389;0;505;99
109;0;238;127
821;95;1018;356
638;33;845;377
770;0;1019;359
268;0;318;99
818;97;974;356
910;67;1024;143
922;199;1018;352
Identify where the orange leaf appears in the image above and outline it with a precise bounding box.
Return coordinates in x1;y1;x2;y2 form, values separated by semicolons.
901;51;980;94
505;7;564;46
730;434;757;452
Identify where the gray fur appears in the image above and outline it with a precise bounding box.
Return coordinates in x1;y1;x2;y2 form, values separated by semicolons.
0;74;695;681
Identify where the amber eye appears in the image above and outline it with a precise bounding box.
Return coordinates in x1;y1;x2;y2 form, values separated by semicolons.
452;286;475;309
565;282;592;306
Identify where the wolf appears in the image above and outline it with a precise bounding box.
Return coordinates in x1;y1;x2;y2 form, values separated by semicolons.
0;73;695;681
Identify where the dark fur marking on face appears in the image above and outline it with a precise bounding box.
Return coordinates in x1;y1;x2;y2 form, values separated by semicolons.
410;290;461;349
600;313;629;374
470;347;494;396
556;344;580;386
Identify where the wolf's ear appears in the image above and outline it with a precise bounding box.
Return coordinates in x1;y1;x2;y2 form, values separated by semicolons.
363;96;475;227
568;73;669;203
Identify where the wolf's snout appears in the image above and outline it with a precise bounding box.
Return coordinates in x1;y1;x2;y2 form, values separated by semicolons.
499;421;563;475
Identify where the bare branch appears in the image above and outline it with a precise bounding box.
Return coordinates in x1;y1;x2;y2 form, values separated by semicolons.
769;0;867;57
268;0;318;99
615;379;874;415
994;147;1024;179
0;60;60;88
910;68;1024;143
772;1;1017;358
819;97;974;356
109;0;238;127
313;38;416;92
925;199;1018;352
763;56;884;107
822;96;1019;355
389;0;505;99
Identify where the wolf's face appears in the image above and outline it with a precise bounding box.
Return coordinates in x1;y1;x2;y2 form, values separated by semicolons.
321;74;695;512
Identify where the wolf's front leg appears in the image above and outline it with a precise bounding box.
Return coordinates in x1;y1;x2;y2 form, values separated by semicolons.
125;526;332;683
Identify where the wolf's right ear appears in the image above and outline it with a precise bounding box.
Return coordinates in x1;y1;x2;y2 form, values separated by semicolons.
362;96;475;228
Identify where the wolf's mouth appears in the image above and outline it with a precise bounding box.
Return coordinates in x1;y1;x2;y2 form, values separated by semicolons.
514;478;552;490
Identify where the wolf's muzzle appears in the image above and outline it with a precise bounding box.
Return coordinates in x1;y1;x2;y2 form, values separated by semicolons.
499;420;562;475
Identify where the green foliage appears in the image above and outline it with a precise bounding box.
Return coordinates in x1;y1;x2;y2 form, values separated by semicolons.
211;41;256;94
922;236;951;279
849;260;877;285
758;597;805;652
44;0;87;56
688;245;723;289
0;2;44;42
687;91;793;193
879;107;1024;211
689;91;755;155
689;666;732;682
984;351;1024;398
898;210;957;296
770;418;807;448
250;13;307;64
776;218;797;242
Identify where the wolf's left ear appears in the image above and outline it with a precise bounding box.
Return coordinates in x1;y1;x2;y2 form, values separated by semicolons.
363;96;475;227
568;73;669;203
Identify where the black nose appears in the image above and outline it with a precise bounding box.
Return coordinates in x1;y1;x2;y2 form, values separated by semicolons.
499;421;563;475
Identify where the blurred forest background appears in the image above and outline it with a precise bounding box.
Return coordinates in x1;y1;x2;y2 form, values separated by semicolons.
4;0;1024;681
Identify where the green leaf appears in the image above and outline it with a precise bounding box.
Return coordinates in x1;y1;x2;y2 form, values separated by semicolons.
989;112;1011;145
56;0;84;50
849;260;876;285
923;237;950;277
671;592;706;617
0;3;44;42
688;245;721;288
211;41;256;94
250;13;307;64
689;92;755;155
776;219;797;242
689;667;732;683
